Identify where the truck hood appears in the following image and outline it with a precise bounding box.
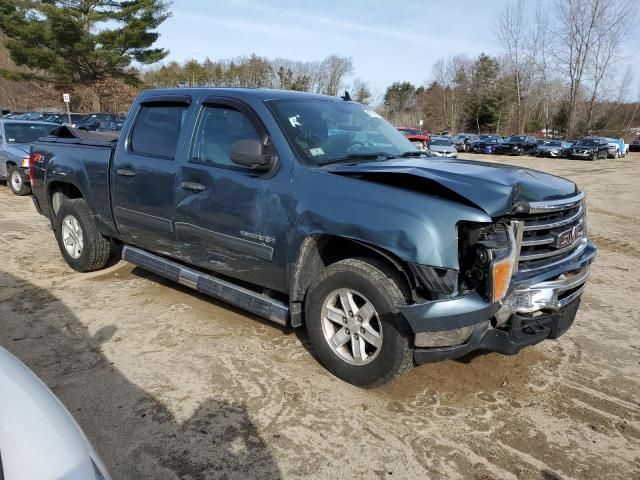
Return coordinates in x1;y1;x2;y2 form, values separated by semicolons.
323;157;578;217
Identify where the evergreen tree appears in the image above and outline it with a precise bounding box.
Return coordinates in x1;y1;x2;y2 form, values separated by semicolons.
0;0;170;85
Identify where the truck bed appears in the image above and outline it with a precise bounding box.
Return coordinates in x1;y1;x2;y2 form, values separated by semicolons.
30;126;120;238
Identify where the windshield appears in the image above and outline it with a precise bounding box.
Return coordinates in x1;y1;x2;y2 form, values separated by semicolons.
506;136;526;142
430;138;451;146
542;141;562;147
269;99;415;165
576;139;598;147
4;122;55;143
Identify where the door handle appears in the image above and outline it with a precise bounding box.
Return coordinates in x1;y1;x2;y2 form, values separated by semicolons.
181;181;207;192
116;168;136;177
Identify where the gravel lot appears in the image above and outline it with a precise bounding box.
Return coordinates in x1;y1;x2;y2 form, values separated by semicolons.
1;153;639;480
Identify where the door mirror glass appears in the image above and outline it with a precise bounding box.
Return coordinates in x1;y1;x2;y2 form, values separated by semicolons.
230;139;272;170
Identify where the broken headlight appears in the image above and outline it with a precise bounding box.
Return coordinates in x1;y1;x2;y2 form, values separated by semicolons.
458;222;518;303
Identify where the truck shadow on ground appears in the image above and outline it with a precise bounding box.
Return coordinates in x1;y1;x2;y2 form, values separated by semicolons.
0;271;282;480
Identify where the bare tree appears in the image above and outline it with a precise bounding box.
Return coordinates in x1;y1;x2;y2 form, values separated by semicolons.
432;54;472;131
496;0;535;132
551;0;636;136
319;55;354;96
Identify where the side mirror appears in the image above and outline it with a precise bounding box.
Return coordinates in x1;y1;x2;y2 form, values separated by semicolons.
230;139;273;170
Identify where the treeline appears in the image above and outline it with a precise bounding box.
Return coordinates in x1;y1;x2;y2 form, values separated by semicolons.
381;0;639;138
142;54;372;103
0;0;638;138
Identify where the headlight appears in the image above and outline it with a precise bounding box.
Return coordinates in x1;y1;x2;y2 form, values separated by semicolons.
20;156;29;167
458;222;520;303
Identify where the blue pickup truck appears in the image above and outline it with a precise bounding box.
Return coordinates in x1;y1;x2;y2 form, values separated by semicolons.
28;88;596;386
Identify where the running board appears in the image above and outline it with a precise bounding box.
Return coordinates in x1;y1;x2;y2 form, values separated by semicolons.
122;246;288;326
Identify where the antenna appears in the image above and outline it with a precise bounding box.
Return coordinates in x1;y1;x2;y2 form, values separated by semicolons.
341;91;352;101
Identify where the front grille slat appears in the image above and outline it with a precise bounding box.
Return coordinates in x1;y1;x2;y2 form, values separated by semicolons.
515;194;587;273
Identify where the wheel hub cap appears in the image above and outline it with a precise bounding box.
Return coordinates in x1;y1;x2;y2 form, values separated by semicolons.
61;215;83;259
11;171;22;189
321;288;383;366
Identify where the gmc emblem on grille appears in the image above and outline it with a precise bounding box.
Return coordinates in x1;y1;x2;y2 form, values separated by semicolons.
553;224;583;248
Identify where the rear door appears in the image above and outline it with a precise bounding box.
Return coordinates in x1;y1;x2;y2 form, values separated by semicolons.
111;95;191;257
173;97;291;292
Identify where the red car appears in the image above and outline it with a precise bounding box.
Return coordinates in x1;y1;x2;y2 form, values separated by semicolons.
397;127;430;150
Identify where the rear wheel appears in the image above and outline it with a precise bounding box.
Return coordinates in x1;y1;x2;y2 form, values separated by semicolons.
8;166;31;196
54;198;112;272
305;258;413;387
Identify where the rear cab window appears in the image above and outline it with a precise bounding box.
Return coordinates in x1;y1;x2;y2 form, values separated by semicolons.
130;104;188;159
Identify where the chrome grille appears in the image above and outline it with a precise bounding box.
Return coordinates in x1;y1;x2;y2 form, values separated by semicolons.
515;193;587;273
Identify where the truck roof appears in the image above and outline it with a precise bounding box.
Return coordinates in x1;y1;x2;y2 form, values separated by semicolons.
137;87;345;103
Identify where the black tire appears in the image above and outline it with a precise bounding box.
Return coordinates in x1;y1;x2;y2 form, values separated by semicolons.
7;166;31;196
54;198;112;272
305;258;413;387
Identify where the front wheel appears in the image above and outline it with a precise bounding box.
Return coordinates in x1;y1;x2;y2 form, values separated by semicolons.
305;258;413;387
8;166;31;196
54;198;113;272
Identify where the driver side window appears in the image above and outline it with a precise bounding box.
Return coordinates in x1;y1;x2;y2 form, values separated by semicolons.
190;106;261;169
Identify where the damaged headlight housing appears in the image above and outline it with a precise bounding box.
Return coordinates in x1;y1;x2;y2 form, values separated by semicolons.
458;222;518;303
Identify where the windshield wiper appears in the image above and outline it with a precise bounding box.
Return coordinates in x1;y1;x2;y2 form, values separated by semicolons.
319;152;396;165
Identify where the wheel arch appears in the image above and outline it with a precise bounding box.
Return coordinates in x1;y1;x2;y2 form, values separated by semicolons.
289;234;416;327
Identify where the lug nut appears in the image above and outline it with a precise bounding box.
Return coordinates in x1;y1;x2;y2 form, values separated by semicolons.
357;316;362;322
348;311;353;317
360;327;365;334
345;329;350;335
342;317;347;323
354;334;359;340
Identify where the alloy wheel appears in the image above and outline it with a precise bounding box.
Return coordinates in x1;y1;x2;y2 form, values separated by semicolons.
321;288;383;366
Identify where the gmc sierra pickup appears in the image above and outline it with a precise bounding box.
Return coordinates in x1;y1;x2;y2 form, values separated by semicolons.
29;88;596;386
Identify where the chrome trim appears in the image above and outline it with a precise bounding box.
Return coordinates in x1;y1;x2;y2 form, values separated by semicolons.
522;204;584;231
518;238;589;273
519;233;585;261
528;192;585;214
521;235;554;247
496;266;590;322
511;220;524;273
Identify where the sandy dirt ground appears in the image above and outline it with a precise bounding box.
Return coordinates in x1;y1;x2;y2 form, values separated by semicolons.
1;152;639;480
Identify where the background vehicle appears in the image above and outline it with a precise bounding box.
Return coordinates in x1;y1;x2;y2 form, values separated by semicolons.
397;127;430;150
451;133;478;152
630;138;640;152
536;140;571;158
604;138;626;158
569;137;609;160
494;135;538;155
0;119;57;195
427;136;457;157
0;347;111;480
29;88;596;387
71;113;124;131
470;136;502;154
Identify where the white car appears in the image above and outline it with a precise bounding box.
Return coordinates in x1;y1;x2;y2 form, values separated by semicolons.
0;347;111;480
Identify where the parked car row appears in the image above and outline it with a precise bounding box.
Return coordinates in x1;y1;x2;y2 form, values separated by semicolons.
1;111;125;132
0;111;125;196
397;125;637;161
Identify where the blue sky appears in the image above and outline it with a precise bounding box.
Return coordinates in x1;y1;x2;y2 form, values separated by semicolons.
155;0;640;100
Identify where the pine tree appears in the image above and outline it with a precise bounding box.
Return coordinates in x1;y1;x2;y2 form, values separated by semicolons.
0;0;170;85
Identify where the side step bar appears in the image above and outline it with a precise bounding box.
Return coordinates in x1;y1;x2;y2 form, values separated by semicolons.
122;246;288;326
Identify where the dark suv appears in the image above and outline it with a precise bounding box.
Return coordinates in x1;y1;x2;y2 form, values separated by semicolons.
494;135;538;155
568;137;609;160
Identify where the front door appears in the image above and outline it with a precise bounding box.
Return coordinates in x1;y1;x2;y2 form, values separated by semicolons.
174;99;291;293
111;97;191;257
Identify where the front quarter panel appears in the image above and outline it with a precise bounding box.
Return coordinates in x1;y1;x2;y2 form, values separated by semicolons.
289;166;491;270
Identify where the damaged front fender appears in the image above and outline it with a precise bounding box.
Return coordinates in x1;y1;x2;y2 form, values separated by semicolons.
289;166;492;271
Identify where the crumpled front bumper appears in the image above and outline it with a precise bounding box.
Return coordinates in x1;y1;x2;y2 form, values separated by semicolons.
399;239;596;364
